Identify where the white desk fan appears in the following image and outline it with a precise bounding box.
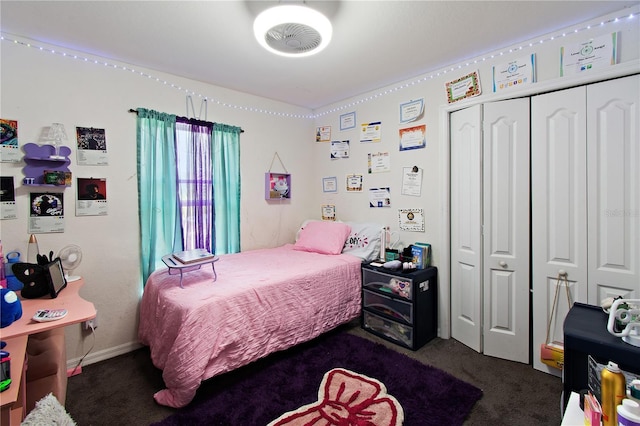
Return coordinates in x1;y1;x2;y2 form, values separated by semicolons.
607;299;640;347
57;244;83;282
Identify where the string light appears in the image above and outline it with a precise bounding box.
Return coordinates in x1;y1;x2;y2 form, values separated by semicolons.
1;10;636;119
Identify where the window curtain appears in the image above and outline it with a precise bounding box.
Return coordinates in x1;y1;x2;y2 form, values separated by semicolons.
175;117;214;252
212;123;241;254
136;108;181;285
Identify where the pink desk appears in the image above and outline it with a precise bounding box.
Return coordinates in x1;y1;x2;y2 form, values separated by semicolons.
0;278;96;425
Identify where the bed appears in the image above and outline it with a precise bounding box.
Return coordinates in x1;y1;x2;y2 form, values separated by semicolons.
138;220;381;408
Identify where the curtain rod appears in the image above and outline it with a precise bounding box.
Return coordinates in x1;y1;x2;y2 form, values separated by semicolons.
128;109;244;133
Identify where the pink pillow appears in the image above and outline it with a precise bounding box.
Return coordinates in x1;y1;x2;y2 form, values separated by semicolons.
294;221;352;255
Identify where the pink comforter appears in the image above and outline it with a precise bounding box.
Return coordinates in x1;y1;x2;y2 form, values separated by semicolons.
138;244;362;408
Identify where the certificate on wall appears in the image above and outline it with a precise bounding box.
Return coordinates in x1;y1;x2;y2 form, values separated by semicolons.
360;122;381;143
399;125;426;151
560;32;618;76
399;99;424;123
76;127;108;165
340;112;356;131
369;187;391;208
346;174;363;192
0;176;17;220
28;192;65;233
492;54;536;93
0;118;21;163
368;152;390;174
401;166;423;196
321;204;336;221
330;140;350;159
322;176;337;193
316;126;331;142
398;208;424;232
446;70;481;103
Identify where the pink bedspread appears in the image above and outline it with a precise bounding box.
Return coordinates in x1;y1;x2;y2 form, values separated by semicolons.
138;244;362;408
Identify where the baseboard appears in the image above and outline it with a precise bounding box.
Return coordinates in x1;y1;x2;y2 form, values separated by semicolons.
66;341;143;370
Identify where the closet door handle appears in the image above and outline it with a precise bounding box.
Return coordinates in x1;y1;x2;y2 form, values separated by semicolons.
499;261;507;268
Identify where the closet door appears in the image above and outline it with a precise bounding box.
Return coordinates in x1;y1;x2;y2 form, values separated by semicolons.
532;86;588;375
450;104;483;352
587;75;640;302
451;100;531;362
482;99;530;363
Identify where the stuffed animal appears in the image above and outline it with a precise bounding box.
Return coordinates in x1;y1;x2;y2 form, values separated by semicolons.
1;288;22;328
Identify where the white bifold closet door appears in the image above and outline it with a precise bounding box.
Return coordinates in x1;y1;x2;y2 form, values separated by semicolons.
531;74;640;375
450;98;530;363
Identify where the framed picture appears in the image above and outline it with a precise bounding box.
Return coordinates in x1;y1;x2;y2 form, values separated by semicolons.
322;176;338;193
265;172;291;199
340;112;356;131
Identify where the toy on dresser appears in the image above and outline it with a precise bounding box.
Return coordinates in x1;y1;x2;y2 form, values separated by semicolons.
1;287;22;328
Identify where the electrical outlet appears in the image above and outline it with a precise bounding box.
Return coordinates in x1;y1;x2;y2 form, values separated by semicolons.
84;312;98;330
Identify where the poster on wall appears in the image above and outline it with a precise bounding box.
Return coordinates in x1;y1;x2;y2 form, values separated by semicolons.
445;70;482;103
360;122;381;143
560;32;618;76
76;177;108;216
316;126;331;142
399;124;426;151
0;176;17;220
0;119;21;163
492;54;536;93
76;127;108;165
369;187;391;208
28;192;64;233
330;140;350;159
368;152;390;173
398;208;424;232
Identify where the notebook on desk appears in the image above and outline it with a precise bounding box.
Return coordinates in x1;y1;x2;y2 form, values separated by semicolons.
172;249;215;265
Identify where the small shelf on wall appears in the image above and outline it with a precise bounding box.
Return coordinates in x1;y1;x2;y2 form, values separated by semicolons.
22;142;72;187
265;172;291;200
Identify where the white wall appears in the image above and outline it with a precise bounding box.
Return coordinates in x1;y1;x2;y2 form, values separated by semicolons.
0;36;316;365
1;6;638;366
312;7;640;338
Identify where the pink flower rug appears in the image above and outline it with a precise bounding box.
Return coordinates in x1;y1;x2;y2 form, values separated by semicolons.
268;368;403;426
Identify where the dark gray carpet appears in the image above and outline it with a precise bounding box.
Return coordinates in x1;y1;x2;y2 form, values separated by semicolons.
65;320;563;425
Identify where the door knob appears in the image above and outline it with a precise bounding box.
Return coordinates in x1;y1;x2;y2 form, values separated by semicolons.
558;269;567;277
499;261;507;268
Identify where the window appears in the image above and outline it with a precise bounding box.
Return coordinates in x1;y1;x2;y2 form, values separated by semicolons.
136;109;241;285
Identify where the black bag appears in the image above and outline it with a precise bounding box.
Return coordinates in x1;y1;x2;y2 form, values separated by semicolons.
11;262;51;299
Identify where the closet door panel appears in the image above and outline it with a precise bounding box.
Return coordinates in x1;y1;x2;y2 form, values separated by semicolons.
532;86;587;374
482;99;530;363
450;104;483;352
587;75;640;302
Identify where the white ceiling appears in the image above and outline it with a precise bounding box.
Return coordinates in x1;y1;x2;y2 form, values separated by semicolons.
1;1;638;109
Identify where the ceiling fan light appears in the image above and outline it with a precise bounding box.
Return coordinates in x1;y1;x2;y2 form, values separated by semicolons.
254;5;332;57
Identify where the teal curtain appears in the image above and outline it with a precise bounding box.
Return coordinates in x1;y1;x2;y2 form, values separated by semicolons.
136;108;182;285
212;123;241;254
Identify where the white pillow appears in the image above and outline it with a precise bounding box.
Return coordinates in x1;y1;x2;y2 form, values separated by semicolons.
342;222;383;262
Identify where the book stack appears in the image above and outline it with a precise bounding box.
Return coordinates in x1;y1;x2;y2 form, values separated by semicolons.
410;243;431;269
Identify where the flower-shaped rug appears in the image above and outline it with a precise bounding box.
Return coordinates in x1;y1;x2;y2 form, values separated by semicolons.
268;368;404;426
